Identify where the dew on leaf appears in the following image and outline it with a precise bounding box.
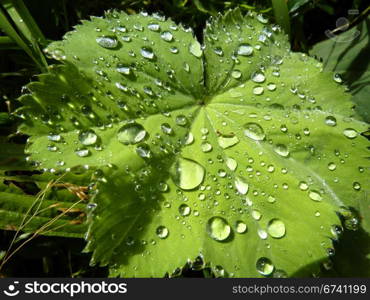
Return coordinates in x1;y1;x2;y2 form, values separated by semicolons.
256;257;274;276
328;162;336;171
175;115;188;126
309;190;322;201
273;144;289;157
253;86;264;95
226;157;237;171
170;157;205;190
333;73;343;83
161;123;173;135
201;142;213;152
325;116;337;127
251;72;266;83
206;216;231;242
244;122;265;141
231;70;242;79
156;226;169;239
160;31;173;42
267;83;277;91
343;128;358;139
237;43;253;56
235;221;247;234
75;148;90;157
189;40;202;58
117;122;147;145
258;229;268;239
267;219;286;238
218;135;239;149
78;130;98;146
136;144;152;158
251;209;262;220
352;182;361;191
96;36;118;49
148;23;160;31
235;176;249;195
140;47;155;60
116;64;131;75
179;204;191;216
299;181;308;191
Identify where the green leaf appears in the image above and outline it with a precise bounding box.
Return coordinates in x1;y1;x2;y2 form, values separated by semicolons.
17;9;369;277
310;17;370;123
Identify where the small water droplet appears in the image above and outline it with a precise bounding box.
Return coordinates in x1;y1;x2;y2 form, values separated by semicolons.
352;182;361;191
189;40;202;58
226;157;237;171
237;44;253;56
75;148;90;157
252;210;262;220
325;116;337;127
136;144;152;158
231;70;242;79
328;162;336;171
201;142;213;152
309;190;322;201
161;123;173;135
235;221;247;234
218;135;239;149
251;72;266;83
141;47;155;60
179;204;191;216
161;31;173;42
148;23;160;31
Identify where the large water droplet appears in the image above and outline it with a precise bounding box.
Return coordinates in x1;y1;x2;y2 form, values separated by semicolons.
267;219;286;238
309;190;322;201
201;142;213;152
325;116;337;127
79;130;98;146
244;122;265;141
170;157;205;190
136;144;152;158
235;176;249;195
96;36;118;49
251;72;266;83
226;157;237;171
256;257;274;276
117;123;147;145
206;217;231;242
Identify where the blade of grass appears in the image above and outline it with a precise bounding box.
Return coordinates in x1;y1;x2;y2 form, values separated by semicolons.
271;0;291;37
0;35;18;48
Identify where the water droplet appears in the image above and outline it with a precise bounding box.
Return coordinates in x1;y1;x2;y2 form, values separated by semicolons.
328;162;336;171
251;72;266;83
116;64;131;75
325;116;337;127
156;226;169;239
273;144;289;157
96;36;118;49
235;176;249;195
309;190;322;201
226;157;237;171
218;135;239;149
235;221;247;234
179;204;191;216
141;47;155;60
148;23;160;31
244;122;265;141
189;40;202;58
206;217;231;242
352;182;361;191
231;70;242;79
267;219;286;238
201;142;213;152
237;44;253;56
252;210;262;220
170;157;205;190
136;144;152;158
175;115;188;126
343;128;358;139
256;257;274;276
117;123;147;145
253;86;264;95
213;47;223;56
333;73;343;83
160;31;173;42
161;123;173;135
75;148;90;157
257;14;268;24
267;83;277;91
299;181;309;191
78;130;98;146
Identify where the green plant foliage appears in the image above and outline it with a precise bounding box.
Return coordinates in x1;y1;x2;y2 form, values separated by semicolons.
310;17;370;123
16;9;368;277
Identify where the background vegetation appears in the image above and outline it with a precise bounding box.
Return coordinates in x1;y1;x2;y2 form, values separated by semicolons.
0;0;369;277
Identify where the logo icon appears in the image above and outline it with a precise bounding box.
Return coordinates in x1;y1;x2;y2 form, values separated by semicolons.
3;281;20;297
